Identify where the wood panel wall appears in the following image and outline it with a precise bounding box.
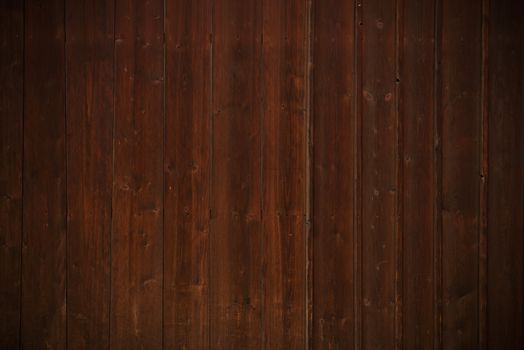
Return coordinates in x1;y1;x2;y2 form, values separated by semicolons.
1;0;522;349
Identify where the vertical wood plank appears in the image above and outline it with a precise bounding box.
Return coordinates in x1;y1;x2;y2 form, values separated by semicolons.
312;0;356;348
262;0;307;348
305;1;314;346
400;0;436;347
360;0;398;347
210;0;263;347
478;0;489;347
22;0;67;347
487;0;524;347
164;0;211;348
0;1;23;347
111;0;164;347
440;0;482;347
65;0;114;347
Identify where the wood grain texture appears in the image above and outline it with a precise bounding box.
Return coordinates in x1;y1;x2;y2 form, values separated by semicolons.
1;1;524;348
360;0;399;347
111;0;164;348
164;0;211;348
487;0;524;347
210;0;263;347
65;0;114;348
21;0;67;348
262;0;307;348
400;0;436;347
440;0;482;347
0;1;23;348
312;0;356;348
478;1;489;348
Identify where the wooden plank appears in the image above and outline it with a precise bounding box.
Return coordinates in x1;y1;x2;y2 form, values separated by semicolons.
478;0;489;347
487;0;524;347
163;0;211;348
440;0;482;347
360;0;398;347
262;0;307;348
65;0;114;347
311;0;356;347
400;0;436;347
0;1;23;347
210;0;263;347
111;0;164;347
22;0;67;348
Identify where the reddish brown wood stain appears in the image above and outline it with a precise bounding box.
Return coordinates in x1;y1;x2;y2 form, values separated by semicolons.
1;0;522;348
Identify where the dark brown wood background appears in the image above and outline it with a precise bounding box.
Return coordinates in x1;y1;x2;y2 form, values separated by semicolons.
1;0;523;348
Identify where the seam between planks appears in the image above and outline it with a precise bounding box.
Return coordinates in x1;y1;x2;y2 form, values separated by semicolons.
109;0;117;346
161;0;166;348
19;1;26;347
208;0;215;348
354;1;363;349
259;0;265;347
433;0;443;347
64;0;68;346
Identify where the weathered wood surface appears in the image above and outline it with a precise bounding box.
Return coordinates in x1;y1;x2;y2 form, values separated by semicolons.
1;0;522;348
